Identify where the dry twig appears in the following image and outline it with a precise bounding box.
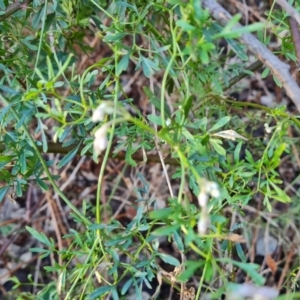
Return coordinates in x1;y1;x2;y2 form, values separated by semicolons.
201;0;300;111
0;0;32;22
276;0;300;25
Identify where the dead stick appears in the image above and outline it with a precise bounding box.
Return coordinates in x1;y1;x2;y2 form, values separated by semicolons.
276;0;300;25
0;141;179;166
201;0;300;111
0;0;33;22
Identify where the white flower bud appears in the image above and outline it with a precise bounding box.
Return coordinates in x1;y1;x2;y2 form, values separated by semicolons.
198;192;208;208
93;124;109;155
210;187;220;198
197;214;210;235
209;182;220;198
264;123;273;134
92;102;114;123
205;181;220;198
166;118;171;126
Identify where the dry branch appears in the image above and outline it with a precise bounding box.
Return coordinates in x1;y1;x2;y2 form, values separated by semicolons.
0;0;33;22
276;0;300;26
201;0;300;111
0;142;179;166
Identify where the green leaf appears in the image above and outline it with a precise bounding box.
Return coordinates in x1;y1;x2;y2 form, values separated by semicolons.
204;260;214;282
186;118;207;130
15;178;23;197
176;20;195;31
173;230;184;251
226;38;248;61
236;243;247;262
157;253;180;266
183;96;193;119
261;67;270;78
26;226;52;247
0;156;14;168
214;20;264;39
182;127;194;140
178;261;202;281
273;75;282;87
116;53;130;75
263;195;272;212
20;152;27;174
104;33;127;42
81;142;93;156
0;186;10;202
141;56;159;78
210;139;226;156
115;2;138;13
20;36;38;51
0;102;14;120
153;224;180;236
268;181;291;203
147;114;163;126
57;142;82;168
208;116;230;132
245;149;255;164
29;247;51;253
32;6;45;29
16;109;31;129
0;0;6;10
88;285;113;299
121;279;133;295
125;144;138;167
234;142;243;163
218;259;265;285
241;171;257;177
144;86;171;117
270;143;286;168
148;207;173;220
111;288;118;300
0;85;20;95
36;176;49;191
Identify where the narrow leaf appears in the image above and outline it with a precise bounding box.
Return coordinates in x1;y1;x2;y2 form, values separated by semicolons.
0;186;10;202
208;116;231;132
26;226;52;247
57;142;82;168
157;253;180;266
88;285;113;299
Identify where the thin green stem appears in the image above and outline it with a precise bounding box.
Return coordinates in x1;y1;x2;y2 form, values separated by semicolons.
177;150;186;204
219;96;300;128
160;12;178;127
95;61;121;225
32;0;47;80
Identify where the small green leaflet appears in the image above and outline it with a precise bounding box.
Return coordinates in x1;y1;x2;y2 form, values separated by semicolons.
26;226;52;247
140;56;159;78
157;252;180;267
116;53;130;75
88;285;114;299
0;186;10;202
210;138;226;156
57;141;82;168
208;116;230;132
